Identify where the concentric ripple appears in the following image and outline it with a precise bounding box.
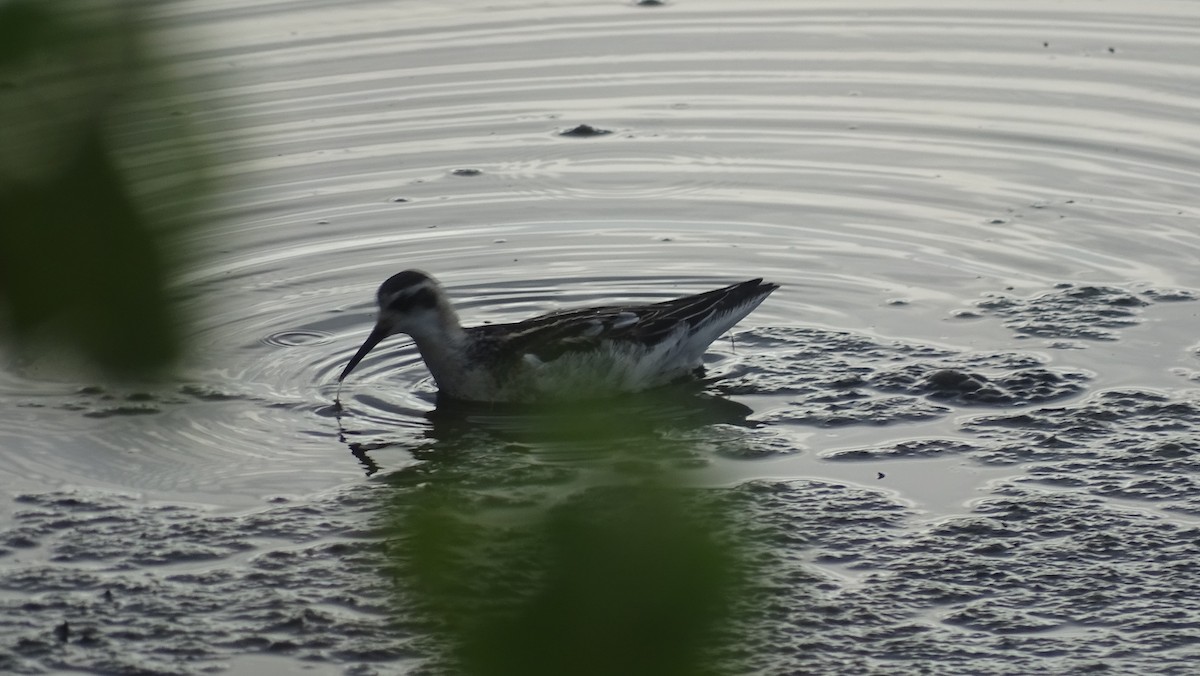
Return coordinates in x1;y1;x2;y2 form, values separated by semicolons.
2;1;1200;671
0;0;1195;498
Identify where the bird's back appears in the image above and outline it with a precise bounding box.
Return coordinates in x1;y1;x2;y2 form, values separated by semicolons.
455;279;777;401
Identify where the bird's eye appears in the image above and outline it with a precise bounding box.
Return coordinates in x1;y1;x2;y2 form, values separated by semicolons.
388;287;437;312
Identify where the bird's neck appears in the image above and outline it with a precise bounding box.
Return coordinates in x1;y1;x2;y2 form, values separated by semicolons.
407;306;471;391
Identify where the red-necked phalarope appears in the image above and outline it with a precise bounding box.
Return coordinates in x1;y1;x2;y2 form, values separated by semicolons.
338;270;778;402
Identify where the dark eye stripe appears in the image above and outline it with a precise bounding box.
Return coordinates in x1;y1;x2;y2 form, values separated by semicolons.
411;287;437;308
388;287;437;312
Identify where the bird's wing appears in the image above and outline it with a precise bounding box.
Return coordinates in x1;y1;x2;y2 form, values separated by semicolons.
472;278;776;365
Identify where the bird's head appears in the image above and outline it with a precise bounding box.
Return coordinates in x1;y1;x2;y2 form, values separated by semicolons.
338;269;450;382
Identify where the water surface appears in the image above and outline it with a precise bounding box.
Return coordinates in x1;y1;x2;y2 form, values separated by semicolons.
2;1;1200;673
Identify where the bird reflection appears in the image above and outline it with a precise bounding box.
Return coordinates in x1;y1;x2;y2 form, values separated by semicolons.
334;381;758;476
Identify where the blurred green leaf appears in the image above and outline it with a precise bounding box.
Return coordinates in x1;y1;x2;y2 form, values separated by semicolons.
385;398;750;676
394;482;741;676
0;0;209;377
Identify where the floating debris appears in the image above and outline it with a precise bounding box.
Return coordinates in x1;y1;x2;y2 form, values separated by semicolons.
558;124;613;137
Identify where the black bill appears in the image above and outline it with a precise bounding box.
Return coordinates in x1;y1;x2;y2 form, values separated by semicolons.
338;323;389;382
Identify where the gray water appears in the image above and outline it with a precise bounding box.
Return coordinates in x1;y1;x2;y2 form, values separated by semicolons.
3;1;1200;674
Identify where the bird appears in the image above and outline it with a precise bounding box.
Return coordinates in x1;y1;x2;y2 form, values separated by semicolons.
338;270;778;403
